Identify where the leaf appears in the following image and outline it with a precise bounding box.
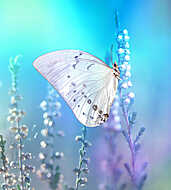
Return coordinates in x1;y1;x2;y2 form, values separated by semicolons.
122;130;129;145
124;163;132;178
138;174;148;190
17;184;21;190
134;127;146;144
54;172;60;183
55;165;60;171
141;162;148;172
128;112;137;125
135;143;141;153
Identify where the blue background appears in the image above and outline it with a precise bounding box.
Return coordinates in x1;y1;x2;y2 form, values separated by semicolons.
0;0;170;189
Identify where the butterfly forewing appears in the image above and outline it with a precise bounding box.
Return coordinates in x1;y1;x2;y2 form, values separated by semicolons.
33;50;118;127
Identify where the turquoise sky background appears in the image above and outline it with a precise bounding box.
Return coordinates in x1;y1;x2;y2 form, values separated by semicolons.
0;0;170;189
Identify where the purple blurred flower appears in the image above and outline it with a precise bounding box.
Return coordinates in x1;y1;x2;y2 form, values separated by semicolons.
115;11;148;190
99;11;148;190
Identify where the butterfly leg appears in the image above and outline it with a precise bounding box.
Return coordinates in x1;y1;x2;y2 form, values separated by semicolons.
113;61;121;80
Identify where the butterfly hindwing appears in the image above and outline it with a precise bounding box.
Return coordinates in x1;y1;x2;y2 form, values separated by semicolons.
33;50;118;127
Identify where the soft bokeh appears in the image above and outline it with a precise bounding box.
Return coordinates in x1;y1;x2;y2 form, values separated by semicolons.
0;0;170;189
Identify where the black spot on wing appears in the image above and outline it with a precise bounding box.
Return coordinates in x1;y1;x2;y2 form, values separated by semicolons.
92;105;97;111
87;64;95;70
73;58;79;69
99;110;103;114
87;99;92;104
73;52;82;69
71;82;76;86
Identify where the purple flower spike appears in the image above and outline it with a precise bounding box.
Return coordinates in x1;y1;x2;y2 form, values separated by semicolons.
115;10;148;190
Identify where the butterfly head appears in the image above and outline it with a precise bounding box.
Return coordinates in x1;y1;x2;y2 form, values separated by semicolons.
113;61;121;80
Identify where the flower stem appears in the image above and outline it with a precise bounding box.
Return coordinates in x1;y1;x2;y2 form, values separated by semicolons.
120;90;136;187
0;135;9;190
75;126;87;190
17;120;24;190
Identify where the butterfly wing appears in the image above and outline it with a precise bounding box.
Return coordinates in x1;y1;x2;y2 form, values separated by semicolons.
33;50;118;127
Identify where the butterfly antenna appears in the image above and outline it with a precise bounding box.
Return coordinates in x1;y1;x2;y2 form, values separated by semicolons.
110;44;114;64
115;9;120;32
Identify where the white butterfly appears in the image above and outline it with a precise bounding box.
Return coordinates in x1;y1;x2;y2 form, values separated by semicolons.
33;50;120;127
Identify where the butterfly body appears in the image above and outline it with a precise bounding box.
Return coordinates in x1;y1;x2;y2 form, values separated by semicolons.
33;50;119;127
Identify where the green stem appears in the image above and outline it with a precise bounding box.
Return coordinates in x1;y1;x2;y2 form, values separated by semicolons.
0;136;9;190
17;120;24;190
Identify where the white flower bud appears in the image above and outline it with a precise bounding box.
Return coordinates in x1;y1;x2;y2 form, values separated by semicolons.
41;129;48;137
124;35;130;41
21;125;28;133
40;100;47;111
55;102;61;109
121;82;128;89
118;48;124;54
39;152;45;160
48;120;53;127
10;126;18;133
43;112;48;119
15;134;21;141
128;92;135;99
125;55;130;61
40;141;47;148
125;98;130;105
118;35;123;40
125;71;131;78
127;81;132;87
44;119;49;126
123;29;128;34
125;42;130;48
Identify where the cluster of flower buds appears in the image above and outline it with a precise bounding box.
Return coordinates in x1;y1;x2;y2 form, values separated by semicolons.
7;99;25;124
2;56;35;190
40;87;61;114
40;88;62;129
0;172;18;190
9;124;29;141
74;127;91;189
0;135;23;190
115;17;147;189
38;85;64;190
99;22;135;189
103;30;132;132
43;112;54;127
116;29;135;109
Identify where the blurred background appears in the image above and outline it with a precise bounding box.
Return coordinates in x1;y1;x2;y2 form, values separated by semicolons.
0;0;170;189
